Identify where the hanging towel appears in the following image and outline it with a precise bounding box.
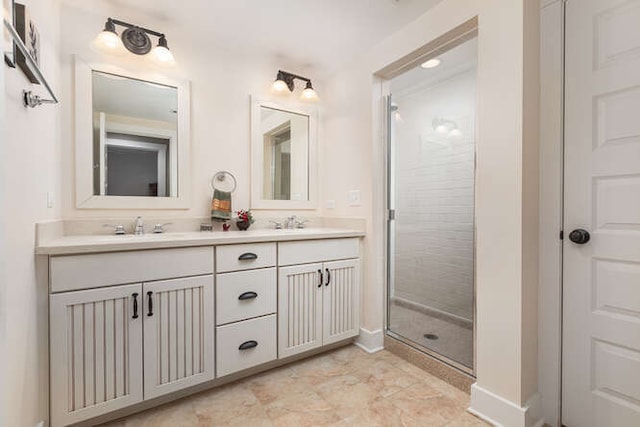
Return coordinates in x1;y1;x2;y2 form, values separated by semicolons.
211;189;232;221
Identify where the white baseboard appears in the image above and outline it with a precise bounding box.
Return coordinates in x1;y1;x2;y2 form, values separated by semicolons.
355;328;384;353
469;384;543;427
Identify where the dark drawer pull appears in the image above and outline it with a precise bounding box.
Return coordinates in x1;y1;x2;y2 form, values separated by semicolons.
238;291;258;300
132;293;139;319
238;252;258;261
238;340;258;350
325;268;331;286
147;291;154;317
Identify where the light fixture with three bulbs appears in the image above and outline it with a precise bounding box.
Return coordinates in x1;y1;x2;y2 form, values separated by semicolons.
272;70;318;101
94;18;175;66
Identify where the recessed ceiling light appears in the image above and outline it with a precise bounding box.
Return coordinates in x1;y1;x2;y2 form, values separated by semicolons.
421;58;441;69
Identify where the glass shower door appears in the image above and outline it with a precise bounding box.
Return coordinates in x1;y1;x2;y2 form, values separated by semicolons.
386;37;477;372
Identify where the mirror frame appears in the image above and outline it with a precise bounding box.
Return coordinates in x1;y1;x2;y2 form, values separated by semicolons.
250;97;317;210
74;56;191;209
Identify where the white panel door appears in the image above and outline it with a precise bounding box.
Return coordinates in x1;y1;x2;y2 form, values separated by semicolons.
322;259;360;345
278;263;323;358
563;0;640;425
143;275;215;400
50;284;143;427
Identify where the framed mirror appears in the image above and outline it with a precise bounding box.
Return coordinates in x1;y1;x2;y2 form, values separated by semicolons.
75;57;190;209
251;98;317;209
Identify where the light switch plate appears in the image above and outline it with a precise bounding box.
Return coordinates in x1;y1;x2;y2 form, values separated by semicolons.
348;190;361;206
325;200;336;209
47;191;54;208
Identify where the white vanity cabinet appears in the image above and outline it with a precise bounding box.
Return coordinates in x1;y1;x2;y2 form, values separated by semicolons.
142;275;215;400
277;238;360;358
48;247;215;427
50;284;144;427
215;243;278;377
41;232;363;426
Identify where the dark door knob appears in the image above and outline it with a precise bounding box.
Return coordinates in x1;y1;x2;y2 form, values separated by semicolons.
569;229;590;244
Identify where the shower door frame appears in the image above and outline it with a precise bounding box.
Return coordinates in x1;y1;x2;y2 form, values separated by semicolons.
381;29;479;377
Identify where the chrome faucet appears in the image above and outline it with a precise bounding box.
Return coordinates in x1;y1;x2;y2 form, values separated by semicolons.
134;216;144;235
284;215;297;229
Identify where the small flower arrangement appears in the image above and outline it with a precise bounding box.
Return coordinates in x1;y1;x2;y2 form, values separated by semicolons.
236;209;255;224
235;209;255;230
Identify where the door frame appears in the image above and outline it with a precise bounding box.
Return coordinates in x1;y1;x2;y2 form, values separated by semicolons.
539;0;566;426
378;21;480;377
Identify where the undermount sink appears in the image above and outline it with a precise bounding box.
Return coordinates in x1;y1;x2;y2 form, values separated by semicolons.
274;228;321;232
90;232;190;241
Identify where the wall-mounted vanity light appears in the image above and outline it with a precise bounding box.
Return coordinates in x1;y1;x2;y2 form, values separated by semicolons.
95;18;175;65
272;70;318;100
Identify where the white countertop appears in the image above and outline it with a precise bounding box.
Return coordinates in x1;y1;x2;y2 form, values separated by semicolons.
36;228;365;256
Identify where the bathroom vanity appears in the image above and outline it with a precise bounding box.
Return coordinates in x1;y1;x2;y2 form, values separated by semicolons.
37;228;363;427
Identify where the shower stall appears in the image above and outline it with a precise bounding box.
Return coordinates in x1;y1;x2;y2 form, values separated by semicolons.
386;36;477;373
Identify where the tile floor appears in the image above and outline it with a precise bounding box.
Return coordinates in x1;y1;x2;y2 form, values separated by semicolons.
389;303;474;369
101;345;487;427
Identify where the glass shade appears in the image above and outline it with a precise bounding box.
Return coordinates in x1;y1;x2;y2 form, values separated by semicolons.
272;79;289;92
150;45;175;65
300;87;318;100
93;30;124;53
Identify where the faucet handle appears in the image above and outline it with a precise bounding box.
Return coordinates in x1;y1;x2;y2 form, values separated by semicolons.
152;223;172;234
295;219;309;229
269;220;283;230
103;224;126;235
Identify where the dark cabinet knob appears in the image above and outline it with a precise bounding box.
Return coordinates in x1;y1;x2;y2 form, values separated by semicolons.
569;229;590;245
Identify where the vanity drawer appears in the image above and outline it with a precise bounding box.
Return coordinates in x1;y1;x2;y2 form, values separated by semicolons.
216;268;276;325
50;247;214;293
216;314;277;377
216;243;276;273
278;238;359;266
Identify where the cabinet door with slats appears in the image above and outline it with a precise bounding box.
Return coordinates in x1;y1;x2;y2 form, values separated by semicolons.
323;259;360;345
278;263;324;358
50;284;143;427
143;275;215;399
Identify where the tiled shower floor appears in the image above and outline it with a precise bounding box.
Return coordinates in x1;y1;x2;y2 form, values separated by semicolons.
388;303;473;369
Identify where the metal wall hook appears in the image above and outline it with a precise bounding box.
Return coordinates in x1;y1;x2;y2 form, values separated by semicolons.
23;90;56;108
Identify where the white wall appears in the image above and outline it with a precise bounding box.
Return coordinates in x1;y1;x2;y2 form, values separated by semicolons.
0;13;6;426
59;1;325;221
392;70;476;321
322;0;540;423
1;1;62;425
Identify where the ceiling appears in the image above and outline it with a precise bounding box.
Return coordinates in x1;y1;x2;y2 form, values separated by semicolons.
61;0;444;77
389;37;478;96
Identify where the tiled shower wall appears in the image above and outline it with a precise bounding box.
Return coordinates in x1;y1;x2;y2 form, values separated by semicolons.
392;70;476;321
